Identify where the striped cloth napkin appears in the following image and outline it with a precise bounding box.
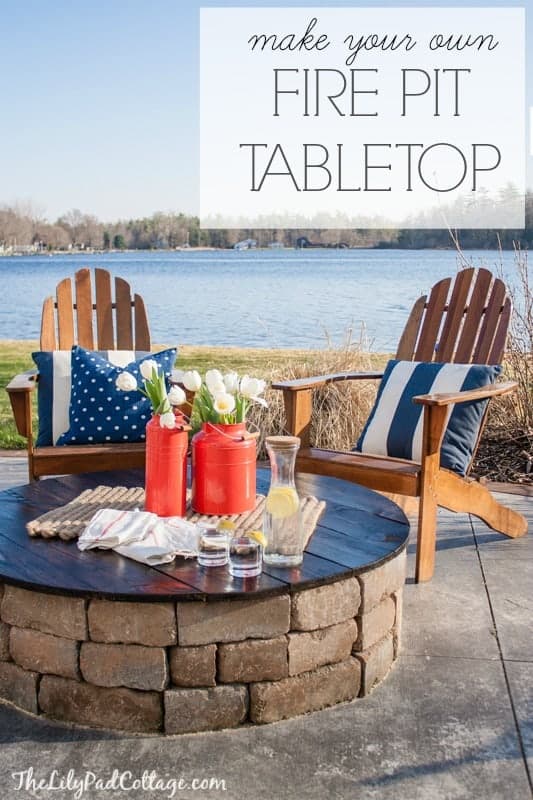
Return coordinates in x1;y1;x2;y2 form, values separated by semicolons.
78;508;200;565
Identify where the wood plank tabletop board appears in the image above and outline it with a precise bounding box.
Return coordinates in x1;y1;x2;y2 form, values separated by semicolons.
0;468;409;601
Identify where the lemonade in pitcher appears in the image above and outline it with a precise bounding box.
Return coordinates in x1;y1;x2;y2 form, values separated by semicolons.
263;436;303;566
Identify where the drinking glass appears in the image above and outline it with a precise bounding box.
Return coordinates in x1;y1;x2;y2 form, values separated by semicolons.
197;525;229;567
229;535;262;577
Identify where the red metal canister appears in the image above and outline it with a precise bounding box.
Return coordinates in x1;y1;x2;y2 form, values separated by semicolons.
144;413;189;517
192;422;256;515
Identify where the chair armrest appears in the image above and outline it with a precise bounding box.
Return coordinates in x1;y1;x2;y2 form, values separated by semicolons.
413;381;517;407
271;371;383;391
6;370;38;393
5;370;37;439
273;371;383;445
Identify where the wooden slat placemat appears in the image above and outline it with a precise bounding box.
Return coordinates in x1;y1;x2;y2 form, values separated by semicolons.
26;486;326;547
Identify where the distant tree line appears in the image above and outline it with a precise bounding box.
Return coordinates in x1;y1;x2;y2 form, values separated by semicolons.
1;195;532;252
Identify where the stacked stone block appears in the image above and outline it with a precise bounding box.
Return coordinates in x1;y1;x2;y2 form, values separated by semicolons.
0;548;405;734
353;550;406;695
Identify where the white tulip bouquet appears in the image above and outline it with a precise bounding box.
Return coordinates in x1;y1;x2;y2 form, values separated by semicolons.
116;359;186;429
171;368;268;426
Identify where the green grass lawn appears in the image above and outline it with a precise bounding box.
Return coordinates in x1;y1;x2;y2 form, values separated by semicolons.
0;340;351;450
0;341;38;448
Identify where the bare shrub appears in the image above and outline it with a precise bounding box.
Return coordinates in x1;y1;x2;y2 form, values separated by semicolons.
247;326;380;459
494;248;532;430
475;247;532;481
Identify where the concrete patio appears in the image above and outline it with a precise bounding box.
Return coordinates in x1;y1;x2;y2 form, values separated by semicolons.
0;455;531;800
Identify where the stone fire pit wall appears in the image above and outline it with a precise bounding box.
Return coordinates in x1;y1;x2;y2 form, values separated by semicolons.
0;550;405;734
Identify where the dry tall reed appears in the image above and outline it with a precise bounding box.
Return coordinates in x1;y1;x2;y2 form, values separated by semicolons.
451;240;532;480
247;326;380;459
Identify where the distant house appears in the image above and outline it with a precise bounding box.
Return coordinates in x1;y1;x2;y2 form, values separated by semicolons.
296;236;349;249
11;244;39;255
233;239;257;250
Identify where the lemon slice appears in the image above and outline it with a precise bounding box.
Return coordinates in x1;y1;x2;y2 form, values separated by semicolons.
265;487;300;519
247;530;267;547
217;520;237;533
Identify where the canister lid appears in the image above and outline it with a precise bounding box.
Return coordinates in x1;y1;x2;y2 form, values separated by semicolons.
265;435;301;448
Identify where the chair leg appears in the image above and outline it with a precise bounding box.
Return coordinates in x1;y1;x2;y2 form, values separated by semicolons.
27;442;38;482
415;480;438;582
416;404;448;583
438;470;527;538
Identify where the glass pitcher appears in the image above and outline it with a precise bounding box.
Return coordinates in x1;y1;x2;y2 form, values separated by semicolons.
263;436;303;567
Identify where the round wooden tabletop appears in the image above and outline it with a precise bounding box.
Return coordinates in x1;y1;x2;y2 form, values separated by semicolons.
0;469;409;601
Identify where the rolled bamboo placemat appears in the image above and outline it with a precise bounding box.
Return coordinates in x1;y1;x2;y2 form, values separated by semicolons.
26;485;326;546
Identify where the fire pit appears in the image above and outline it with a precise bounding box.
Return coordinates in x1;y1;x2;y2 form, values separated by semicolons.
0;469;408;734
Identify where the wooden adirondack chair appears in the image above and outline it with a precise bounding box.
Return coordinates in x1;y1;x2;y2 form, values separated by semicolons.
7;268;152;481
273;267;528;582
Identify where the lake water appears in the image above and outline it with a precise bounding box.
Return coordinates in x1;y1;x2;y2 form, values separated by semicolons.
0;249;520;351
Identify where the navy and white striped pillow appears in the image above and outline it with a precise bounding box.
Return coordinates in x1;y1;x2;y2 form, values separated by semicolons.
33;349;149;446
355;360;501;475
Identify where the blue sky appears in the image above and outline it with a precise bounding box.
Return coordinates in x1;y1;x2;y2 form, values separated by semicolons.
0;0;531;221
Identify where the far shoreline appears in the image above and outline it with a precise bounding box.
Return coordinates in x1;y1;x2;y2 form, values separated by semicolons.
0;244;526;257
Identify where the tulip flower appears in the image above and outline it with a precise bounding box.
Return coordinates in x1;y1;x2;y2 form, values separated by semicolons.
159;411;177;429
168;385;186;406
140;359;158;381
205;369;224;393
223;371;240;394
213;392;236;415
115;371;138;392
209;379;226;396
240;375;266;399
182;370;202;392
171;368;185;384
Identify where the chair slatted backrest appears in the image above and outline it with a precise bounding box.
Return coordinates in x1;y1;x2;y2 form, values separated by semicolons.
40;268;151;352
396;267;511;367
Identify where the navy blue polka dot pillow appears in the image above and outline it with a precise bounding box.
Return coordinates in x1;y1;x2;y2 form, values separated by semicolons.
56;346;177;446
